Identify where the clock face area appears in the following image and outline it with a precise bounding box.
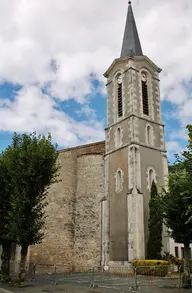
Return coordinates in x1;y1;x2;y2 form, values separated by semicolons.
141;72;147;82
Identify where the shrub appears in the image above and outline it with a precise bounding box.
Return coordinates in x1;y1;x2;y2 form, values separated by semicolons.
147;181;163;260
162;252;177;264
132;260;169;277
0;274;11;283
175;258;184;266
175;258;192;273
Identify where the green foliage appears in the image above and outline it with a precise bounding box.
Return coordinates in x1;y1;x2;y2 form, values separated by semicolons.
0;157;14;279
132;260;169;266
0;158;13;244
132;260;169;276
1;132;59;247
174;259;192;273
168;162;183;174
146;181;162;260
0;273;11;283
155;125;192;288
11;280;29;287
162;251;177;264
160;169;192;245
0;132;59;281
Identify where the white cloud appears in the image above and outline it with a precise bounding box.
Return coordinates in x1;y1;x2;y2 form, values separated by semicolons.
166;141;182;162
178;100;192;120
0;86;104;146
166;141;181;153
0;0;191;96
169;97;192;144
164;84;190;105
76;104;97;119
169;128;188;142
0;0;192;148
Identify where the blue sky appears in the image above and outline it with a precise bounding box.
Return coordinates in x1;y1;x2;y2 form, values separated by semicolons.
0;82;187;163
0;0;192;164
0;84;106;151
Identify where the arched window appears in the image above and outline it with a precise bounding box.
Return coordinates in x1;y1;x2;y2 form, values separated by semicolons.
117;74;123;117
147;167;157;190
116;127;121;148
116;170;122;192
149;169;154;187
146;125;152;145
115;168;124;193
141;72;149;116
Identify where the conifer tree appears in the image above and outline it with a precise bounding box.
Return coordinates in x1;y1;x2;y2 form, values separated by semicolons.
147;180;163;260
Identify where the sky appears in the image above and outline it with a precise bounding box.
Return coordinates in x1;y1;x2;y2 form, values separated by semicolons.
0;0;192;163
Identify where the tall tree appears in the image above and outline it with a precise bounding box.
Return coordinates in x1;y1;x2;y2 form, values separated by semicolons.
160;170;192;288
0;132;59;281
182;125;192;222
0;158;13;280
147;181;162;260
156;125;192;288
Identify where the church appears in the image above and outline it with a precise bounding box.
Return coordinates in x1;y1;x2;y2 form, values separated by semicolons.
27;2;171;268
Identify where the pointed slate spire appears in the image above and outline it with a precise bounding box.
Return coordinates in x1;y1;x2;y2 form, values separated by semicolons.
120;1;143;58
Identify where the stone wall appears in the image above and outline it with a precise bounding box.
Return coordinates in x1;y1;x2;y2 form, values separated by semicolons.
29;141;105;267
74;153;104;268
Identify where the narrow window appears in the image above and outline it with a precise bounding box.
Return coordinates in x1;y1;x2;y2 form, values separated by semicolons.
116;170;122;192
117;74;123;117
147;125;152;145
175;246;179;258
116;128;121;147
141;72;149;115
149;169;154;188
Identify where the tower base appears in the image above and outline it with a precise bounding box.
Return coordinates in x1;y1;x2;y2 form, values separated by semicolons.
128;188;145;261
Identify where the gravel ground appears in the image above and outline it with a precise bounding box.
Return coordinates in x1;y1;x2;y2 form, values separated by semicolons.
1;283;192;293
1;274;192;293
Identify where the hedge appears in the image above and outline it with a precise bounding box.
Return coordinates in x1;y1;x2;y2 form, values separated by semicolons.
175;258;192;273
132;260;169;277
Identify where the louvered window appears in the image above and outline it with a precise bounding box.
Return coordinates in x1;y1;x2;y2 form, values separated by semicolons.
142;81;149;115
118;83;123;117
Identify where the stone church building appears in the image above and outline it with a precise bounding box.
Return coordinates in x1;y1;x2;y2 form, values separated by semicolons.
27;2;170;268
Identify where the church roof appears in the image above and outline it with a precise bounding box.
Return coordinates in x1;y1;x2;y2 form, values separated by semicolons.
120;1;143;58
58;140;105;154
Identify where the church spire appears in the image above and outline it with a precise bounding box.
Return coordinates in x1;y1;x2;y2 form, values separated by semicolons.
120;1;143;58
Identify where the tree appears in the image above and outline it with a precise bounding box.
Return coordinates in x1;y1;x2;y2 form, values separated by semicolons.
182;125;192;222
147;181;162;260
0;158;14;280
160;170;192;288
0;132;59;281
156;125;192;288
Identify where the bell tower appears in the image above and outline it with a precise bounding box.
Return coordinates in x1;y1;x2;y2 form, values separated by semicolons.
103;1;169;264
